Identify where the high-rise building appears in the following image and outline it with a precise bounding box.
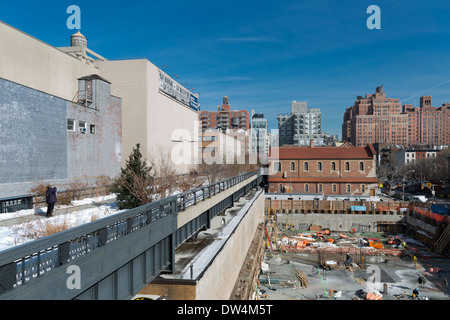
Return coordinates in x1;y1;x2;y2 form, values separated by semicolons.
277;101;328;146
250;111;269;156
199;96;249;131
403;97;450;146
342;85;450;147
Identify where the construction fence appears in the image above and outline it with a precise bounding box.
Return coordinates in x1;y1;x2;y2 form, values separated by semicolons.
265;198;410;215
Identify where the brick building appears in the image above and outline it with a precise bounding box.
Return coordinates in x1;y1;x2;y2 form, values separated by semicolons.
199;96;249;131
342;85;450;147
268;142;378;195
403;96;450;146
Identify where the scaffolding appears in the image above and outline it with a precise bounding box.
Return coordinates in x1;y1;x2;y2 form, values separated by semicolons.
265;208;278;250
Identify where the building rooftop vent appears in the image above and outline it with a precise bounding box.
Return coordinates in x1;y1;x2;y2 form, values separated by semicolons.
71;30;87;47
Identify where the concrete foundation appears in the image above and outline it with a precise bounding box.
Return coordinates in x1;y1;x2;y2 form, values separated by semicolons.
138;188;265;300
277;212;406;233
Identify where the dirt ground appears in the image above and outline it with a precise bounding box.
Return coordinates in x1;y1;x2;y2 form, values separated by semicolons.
257;232;450;300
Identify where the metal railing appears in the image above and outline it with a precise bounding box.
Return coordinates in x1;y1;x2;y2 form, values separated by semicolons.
0;170;259;297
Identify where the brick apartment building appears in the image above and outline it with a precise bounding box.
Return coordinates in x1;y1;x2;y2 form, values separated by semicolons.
199;96;250;131
403;96;450;146
268;142;378;195
342;86;450;147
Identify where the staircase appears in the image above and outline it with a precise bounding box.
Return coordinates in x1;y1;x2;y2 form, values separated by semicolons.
435;224;450;255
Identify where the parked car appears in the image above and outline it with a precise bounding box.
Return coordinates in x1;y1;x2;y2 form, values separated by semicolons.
411;195;427;203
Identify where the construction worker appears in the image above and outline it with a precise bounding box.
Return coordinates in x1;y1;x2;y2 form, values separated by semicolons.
345;253;352;266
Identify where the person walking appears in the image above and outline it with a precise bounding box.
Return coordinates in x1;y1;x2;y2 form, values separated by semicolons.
46;185;57;217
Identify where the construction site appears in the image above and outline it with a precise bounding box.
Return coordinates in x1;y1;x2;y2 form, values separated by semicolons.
255;197;450;300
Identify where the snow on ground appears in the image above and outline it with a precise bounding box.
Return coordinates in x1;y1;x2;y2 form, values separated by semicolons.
0;194;122;252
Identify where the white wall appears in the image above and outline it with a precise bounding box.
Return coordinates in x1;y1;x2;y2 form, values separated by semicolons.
96;59;198;173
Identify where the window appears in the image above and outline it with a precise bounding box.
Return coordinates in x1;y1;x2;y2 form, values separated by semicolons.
345;162;350;172
274;162;281;172
279;184;283;193
90;124;96;134
359;162;364;171
346;184;351;193
304;184;309;192
79;121;87;134
303;162;309;171
331;161;336;171
332;184;337;193
317;162;323;172
361;184;366;193
67;119;75;131
318;184;323;192
203;136;217;142
290;162;296;172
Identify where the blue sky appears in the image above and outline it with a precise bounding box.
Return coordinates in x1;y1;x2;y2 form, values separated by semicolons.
1;0;450;137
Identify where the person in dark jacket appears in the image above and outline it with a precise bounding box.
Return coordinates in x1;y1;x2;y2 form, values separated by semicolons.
46;185;57;217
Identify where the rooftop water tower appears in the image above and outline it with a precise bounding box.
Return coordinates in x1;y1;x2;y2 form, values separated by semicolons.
71;30;87;47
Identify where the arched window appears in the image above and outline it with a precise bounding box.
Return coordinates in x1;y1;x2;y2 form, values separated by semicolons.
317;161;323;172
332;184;337;193
274;162;281;172
303;162;309;171
345;162;350;172
331;161;336;171
318;184;323;192
290;162;296;172
346;184;351;193
304;184;309;192
359;161;364;171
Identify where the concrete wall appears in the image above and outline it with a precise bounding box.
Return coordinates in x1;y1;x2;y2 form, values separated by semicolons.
66;78;122;182
96;60;198;173
0;21;99;102
0;77;122;198
276;213;405;232
0;78;68;184
194;190;264;300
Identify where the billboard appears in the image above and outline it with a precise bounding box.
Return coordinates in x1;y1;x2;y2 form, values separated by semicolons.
158;71;199;111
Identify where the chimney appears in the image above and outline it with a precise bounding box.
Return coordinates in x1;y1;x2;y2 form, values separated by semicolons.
310;139;314;148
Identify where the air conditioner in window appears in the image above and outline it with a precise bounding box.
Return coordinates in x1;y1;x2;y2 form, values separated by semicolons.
80;127;87;134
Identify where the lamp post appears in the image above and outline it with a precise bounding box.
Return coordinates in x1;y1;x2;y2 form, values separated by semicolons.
403;170;415;201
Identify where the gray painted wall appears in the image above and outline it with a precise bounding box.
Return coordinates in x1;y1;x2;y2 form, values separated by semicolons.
0;78;68;184
0;77;122;198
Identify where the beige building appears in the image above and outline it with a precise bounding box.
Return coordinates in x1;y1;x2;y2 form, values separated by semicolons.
96;60;199;172
0;21;99;102
199;129;242;164
1;20;200;175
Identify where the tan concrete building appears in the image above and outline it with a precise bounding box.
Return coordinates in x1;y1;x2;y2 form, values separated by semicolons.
199;129;242;164
0;21;99;102
96;60;199;172
0;21;122;199
1;19;200;183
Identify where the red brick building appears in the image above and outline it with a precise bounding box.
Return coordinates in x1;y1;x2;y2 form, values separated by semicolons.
404;97;450;146
268;143;378;195
199;96;250;131
342;86;450;147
